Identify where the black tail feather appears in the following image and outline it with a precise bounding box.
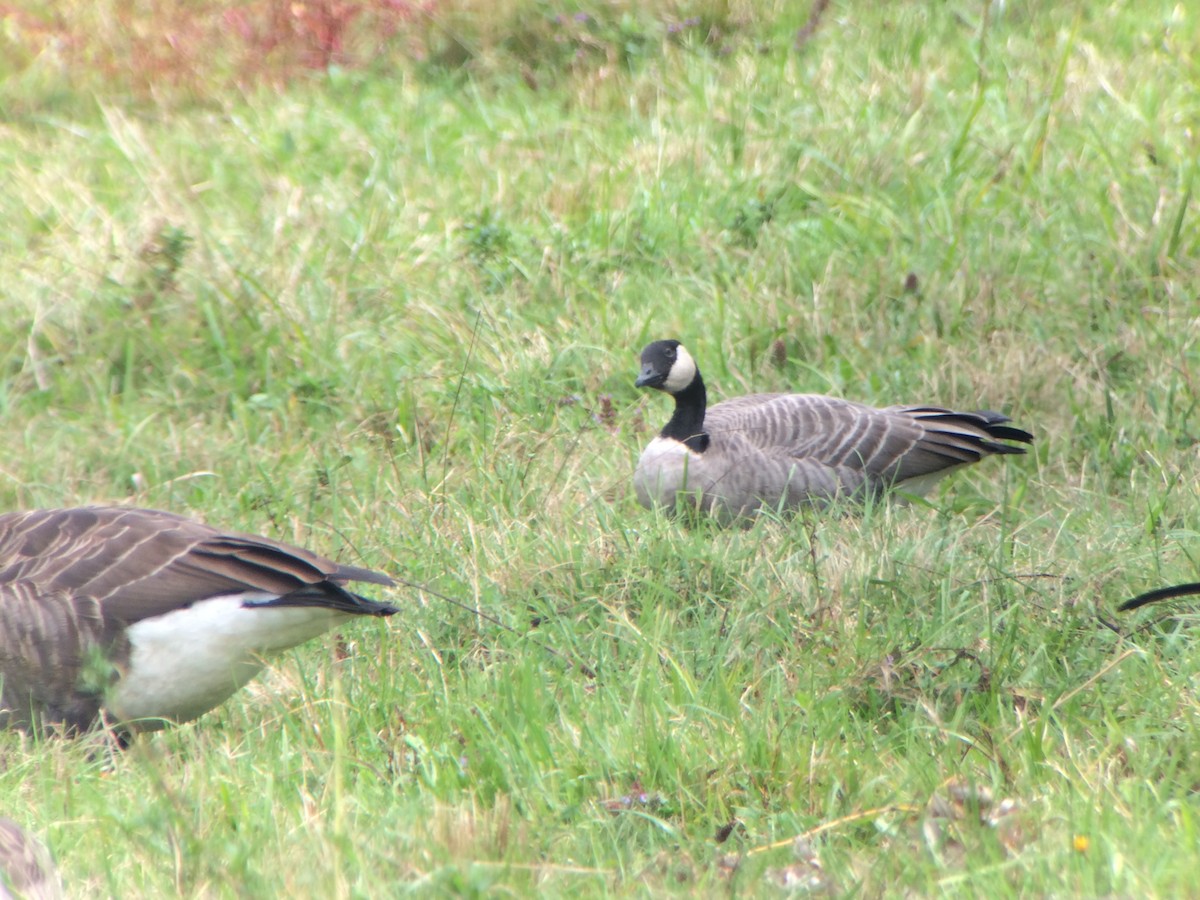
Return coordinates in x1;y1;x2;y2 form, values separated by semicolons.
910;408;1034;452
973;410;1034;446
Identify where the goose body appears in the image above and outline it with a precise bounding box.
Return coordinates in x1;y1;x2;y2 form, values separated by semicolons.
0;818;61;900
633;340;1032;521
0;507;397;735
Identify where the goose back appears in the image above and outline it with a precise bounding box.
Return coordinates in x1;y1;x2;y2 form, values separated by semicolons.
0;507;395;734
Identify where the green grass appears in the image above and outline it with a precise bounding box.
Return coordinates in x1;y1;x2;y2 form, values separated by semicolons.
2;0;1199;894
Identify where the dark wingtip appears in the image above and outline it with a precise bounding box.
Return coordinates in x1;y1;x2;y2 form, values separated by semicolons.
912;408;1033;450
1118;582;1200;612
365;598;401;616
341;591;400;617
978;439;1029;456
246;583;400;616
973;409;1012;423
985;424;1035;444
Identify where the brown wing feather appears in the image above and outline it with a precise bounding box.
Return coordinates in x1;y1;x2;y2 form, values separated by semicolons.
0;582;112;733
706;395;926;472
0;507;393;625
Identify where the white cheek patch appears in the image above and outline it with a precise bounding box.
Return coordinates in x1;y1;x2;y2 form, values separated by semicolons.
664;346;697;393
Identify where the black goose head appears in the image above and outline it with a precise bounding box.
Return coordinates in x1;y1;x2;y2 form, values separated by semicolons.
635;339;709;452
635;340;699;394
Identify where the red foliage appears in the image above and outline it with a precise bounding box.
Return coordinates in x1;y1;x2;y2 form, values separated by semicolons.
219;0;437;77
2;0;439;98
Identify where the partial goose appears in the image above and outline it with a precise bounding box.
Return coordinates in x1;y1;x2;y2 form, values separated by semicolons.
0;507;397;736
0;818;61;900
1119;583;1200;612
633;340;1032;520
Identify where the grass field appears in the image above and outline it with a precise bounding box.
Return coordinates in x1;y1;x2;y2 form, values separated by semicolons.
2;0;1199;895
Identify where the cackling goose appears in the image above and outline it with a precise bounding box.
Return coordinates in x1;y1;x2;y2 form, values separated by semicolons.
633;340;1033;520
0;507;397;736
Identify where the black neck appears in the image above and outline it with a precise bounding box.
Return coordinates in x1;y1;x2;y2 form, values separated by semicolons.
660;373;709;452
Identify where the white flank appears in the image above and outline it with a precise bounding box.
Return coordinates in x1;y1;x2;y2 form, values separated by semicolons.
107;594;347;727
663;345;698;393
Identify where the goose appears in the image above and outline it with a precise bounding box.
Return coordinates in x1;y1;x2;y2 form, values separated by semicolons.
0;818;61;900
0;507;397;737
633;339;1033;520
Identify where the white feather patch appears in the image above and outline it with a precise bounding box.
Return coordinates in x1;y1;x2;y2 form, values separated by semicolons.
107;594;347;727
634;436;703;508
